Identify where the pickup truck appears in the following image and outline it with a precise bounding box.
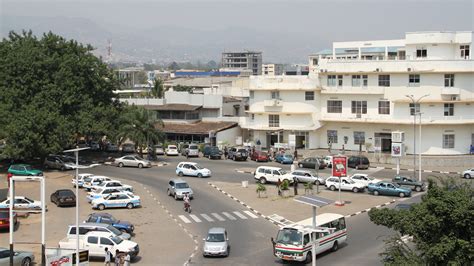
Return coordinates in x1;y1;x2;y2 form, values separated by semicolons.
59;231;139;259
392;176;426;192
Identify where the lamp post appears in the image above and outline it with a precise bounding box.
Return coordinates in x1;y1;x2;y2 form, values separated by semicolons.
405;94;429;180
418;112;423;182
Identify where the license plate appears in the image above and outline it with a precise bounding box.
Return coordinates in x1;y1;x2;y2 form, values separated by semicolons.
283;255;293;260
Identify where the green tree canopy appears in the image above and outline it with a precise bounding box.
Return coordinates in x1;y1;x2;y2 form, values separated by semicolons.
151;78;165;98
0;30;122;159
368;178;473;265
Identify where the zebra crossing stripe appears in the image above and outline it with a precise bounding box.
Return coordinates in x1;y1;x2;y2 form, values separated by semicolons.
189;214;202;223
211;213;225;221
244;210;259;219
222;212;236;220
233;211;247;219
179;215;192;224
201;214;214;222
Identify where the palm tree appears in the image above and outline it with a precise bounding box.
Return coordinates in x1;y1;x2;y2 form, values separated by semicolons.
151;78;165;98
117;105;163;156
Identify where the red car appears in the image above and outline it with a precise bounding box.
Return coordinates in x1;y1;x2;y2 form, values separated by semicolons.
251;151;269;162
0;208;17;230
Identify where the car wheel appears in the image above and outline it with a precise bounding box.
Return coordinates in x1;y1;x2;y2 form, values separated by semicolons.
259;177;267;184
399;192;405;198
330;185;336;191
118;162;124;168
331;241;339;252
373;190;379;196
174;194;178;200
167;189;171;196
138;163;143;169
415;186;422;192
352;187;359;193
178;171;183;176
98;204;105;211
464;174;471;179
298;163;303;168
305;251;312;264
21;257;32;266
197;173;203;178
126;203;133;209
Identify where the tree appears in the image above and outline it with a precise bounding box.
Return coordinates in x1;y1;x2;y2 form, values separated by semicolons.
174;85;193;92
0;30;122;159
151;78;165;98
368;178;473;265
168;61;179;71
116;105;163;156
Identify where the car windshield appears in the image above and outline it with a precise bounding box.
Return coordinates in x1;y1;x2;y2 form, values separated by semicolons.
24;165;33;171
367;176;375;181
83;177;92;182
279;170;287;175
238;149;246;153
190;145;198;149
169;146;177;150
284;155;293;158
175;183;189;189
95;188;104;194
132;156;143;160
111;236;123;245
206;233;225;242
276;228;302;245
58;190;73;196
25;197;34;203
107;225;122;235
194;164;203;170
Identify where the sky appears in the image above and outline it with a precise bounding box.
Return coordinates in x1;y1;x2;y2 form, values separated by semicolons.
1;0;472;63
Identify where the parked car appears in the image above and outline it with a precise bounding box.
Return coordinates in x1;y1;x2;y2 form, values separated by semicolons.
0;209;17;230
297;157;326;169
8;164;43;176
275;154;294;164
50;189;76;207
176;162;211;178
392;176;426;192
89;141;100;151
72;173;94;188
203;146;222;159
289;169;325;185
0;196;42;210
0;247;35;266
85;213;134;234
65;222;131;240
44;155;74;171
325;177;366;193
347;156;370;169
154;145;165;155
106;143;119;152
183;144;200;158
91;180;133;193
83;176;112;191
202;227;230;257
180;144;190;155
121;143;136;153
462;168;473;179
91;192;141;211
323;155;333;168
114;155;151;168
166;145;179;156
253;166;293;184
167;179;194;200
368;181;412;197
349;174;382;187
227;147;248;161
250;151;269;162
87;188;123;203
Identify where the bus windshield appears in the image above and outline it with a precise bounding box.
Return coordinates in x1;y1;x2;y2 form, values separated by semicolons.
276;228;302;245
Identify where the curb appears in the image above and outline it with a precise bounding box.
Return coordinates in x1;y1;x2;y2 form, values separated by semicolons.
103;162;169;167
235;169;253;174
343;199;396;218
370;166;459;175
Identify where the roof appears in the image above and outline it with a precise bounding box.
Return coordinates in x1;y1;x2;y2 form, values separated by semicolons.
296;213;345;227
144;104;202;111
165;77;239;87
157;121;238;135
208;227;226;234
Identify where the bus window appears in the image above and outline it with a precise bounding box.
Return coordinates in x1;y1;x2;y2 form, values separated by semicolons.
338;217;346;230
303;234;310;245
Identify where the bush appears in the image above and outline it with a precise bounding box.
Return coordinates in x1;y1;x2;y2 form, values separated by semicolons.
280;180;290;190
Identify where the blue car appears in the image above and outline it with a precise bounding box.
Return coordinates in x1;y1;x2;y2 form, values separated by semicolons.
85;213;135;233
91;192;141;210
275;154;294;164
368;181;412;198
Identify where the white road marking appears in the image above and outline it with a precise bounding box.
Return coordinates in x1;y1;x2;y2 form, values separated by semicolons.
233;211;247;219
211;213;225;221
201;213;214;222
222;212;236;220
178;215;191;224
244;211;259;219
189;214;202;223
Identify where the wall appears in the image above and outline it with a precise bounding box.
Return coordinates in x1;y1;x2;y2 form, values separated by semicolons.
216;126;241;146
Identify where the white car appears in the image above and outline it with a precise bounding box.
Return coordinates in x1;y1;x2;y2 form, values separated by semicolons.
462;168;473;179
72;173;94;188
349;174;382;187
176;162;211;178
253;166;293;184
91;180;133;193
325;176;366;193
323;155;333;168
87;188;124;203
289;169;326;185
91;192;141;210
166;145;179;156
83;176;112;191
0;196;43;210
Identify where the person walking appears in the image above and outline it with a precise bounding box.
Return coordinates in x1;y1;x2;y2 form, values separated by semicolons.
224;146;228;159
293;149;298;160
123;252;131;266
104;247;112;266
293;176;298;195
114;250;121;266
277;178;282;196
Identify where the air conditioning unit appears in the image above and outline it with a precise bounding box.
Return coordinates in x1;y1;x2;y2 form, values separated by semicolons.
407;67;412;72
375;68;381;72
451;95;459;101
392;131;405;143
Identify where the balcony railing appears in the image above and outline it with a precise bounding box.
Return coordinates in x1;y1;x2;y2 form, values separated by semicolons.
320;113;474;123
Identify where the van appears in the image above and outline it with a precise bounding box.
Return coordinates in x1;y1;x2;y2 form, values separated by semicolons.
254;166;292;184
347;156;370;169
66;222;131;240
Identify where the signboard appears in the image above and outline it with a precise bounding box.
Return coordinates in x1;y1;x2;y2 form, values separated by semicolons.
235;136;243;145
332;156;347;177
288;134;296;148
391;143;403;157
46;254;73;266
274;143;289;149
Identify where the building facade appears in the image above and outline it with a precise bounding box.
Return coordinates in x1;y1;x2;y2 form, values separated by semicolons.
221;51;262;75
262;64;284;76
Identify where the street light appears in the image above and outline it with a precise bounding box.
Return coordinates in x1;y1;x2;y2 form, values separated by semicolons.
405;94;429;181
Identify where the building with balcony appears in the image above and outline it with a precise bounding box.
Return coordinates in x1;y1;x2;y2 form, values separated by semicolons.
221;51;262;75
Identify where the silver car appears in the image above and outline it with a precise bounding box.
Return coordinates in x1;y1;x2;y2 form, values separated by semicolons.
114;155;151;168
290;169;326;185
186;144;200;157
167;179;194;200
203;227;230;257
0;248;35;266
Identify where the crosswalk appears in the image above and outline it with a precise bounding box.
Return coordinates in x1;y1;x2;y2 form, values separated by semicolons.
178;210;259;224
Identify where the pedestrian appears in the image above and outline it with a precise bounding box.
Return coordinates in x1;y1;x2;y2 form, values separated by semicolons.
123;252;131;266
224;146;228;159
293;176;298;195
293;149;298;160
115;250;121;266
277;178;282;196
104;247;112;266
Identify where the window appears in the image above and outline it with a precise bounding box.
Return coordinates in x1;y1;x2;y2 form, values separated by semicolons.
351;101;367;114
87;236;99;244
352;75;361;87
269;115;279;127
327;100;342;113
249;91;254;99
460;45;470;59
100;237;114;246
444;103;454;116
354;131;365;145
378;101;390;114
305;91;314;101
416;47;427;58
444;74;455;87
312;58;318;65
251;114;255;121
408;74;420;86
327;75;337;87
378;75;390;87
443;134;455;149
271;91;280;99
304;234;310;245
337;75;343;87
362;75;368;87
327;130;338;144
409;103;420;115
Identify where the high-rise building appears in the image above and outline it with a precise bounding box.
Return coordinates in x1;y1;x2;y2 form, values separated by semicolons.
221;51;262;75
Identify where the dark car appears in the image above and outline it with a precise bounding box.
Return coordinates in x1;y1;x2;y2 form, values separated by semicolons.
227;147;248;161
85;212;135;234
392;176;426;192
203;146;222;160
297;157;326;169
44;155;73;171
250;151;269;162
0;209;17;230
347;156;370;169
50;189;76;207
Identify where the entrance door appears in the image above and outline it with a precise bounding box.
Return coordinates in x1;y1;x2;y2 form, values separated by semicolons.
296;136;305;149
375;133;392;152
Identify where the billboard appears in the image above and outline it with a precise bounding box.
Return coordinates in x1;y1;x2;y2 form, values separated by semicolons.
332;156;347;177
391;143;403;157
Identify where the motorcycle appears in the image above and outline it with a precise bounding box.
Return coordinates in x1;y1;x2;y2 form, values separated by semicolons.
184;201;192;213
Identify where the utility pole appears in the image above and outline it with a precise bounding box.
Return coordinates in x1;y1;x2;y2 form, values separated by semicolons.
405;94;429;179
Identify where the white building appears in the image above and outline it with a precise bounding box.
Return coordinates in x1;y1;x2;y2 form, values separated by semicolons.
262;64;284;76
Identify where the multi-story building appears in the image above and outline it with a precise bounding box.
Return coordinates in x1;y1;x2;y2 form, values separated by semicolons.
117;67;145;89
262;64;284;76
221;51;262;75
